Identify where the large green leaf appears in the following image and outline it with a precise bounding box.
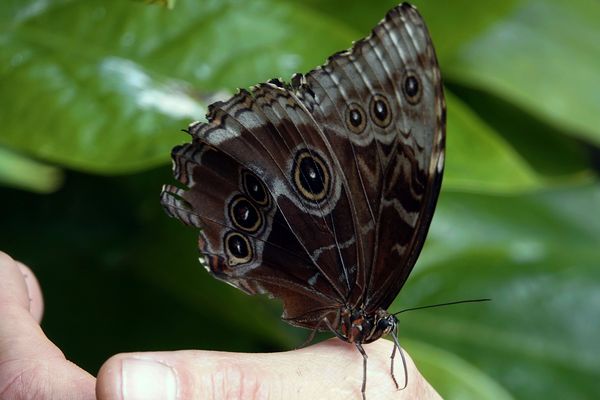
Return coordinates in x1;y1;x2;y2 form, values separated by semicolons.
0;0;353;173
444;91;542;192
445;0;600;145
449;84;591;180
394;183;600;399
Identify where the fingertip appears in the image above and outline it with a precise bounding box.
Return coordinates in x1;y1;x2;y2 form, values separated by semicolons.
97;354;179;400
96;355;123;400
0;252;44;323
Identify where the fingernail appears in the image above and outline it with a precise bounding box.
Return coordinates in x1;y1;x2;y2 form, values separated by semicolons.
121;358;178;400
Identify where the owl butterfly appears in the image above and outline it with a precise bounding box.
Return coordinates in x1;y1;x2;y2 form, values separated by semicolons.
161;2;445;399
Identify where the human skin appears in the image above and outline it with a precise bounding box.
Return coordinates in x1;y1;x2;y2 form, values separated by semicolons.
0;251;441;400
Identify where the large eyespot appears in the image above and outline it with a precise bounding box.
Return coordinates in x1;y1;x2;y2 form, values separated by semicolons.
403;71;422;105
345;103;367;134
292;150;330;202
224;231;253;266
369;94;392;128
242;170;270;207
228;195;262;233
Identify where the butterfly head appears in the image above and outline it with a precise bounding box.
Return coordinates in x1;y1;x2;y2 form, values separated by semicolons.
338;307;398;344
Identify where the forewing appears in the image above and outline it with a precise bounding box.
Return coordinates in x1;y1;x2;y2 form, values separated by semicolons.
291;3;445;310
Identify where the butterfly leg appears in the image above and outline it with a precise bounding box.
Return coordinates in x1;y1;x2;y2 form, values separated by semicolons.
355;343;368;400
390;339;399;390
323;314;347;341
391;327;408;389
297;324;320;349
300;309;343;348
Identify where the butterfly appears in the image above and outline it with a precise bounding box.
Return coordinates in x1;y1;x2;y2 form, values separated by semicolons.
160;3;445;398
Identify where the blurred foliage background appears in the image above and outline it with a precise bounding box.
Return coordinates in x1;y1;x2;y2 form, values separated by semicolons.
1;0;599;399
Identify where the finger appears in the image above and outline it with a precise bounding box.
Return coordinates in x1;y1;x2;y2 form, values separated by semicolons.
0;251;59;361
97;337;441;400
16;261;44;323
0;251;95;400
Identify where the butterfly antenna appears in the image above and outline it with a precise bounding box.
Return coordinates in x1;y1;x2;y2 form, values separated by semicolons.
393;298;491;316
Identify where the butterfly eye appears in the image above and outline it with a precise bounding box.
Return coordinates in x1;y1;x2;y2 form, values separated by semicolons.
242;171;270;207
293;150;330;202
370;94;392;128
376;319;389;331
345;103;367;134
403;72;422;105
229;195;262;233
224;231;253;265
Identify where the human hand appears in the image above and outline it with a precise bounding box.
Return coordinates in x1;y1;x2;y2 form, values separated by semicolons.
0;251;95;399
0;251;440;400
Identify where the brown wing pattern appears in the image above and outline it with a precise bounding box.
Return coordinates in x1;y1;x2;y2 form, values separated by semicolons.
161;83;363;328
160;3;445;328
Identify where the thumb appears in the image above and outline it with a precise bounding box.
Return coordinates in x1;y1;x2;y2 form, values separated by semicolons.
96;338;440;400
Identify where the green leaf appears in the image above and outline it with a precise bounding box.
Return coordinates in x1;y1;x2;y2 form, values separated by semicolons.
395;183;600;399
0;145;63;193
405;339;514;400
444;91;543;193
449;84;591;179
445;0;600;145
0;0;353;173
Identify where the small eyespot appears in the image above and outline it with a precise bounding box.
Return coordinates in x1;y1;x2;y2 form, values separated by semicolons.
229;195;262;233
292;150;330;202
369;94;392;128
345;103;367;134
242;170;270;207
403;72;422;105
224;231;253;266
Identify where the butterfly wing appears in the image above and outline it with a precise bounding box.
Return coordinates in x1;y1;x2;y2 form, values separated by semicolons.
291;3;445;311
161;3;445;330
161;82;368;328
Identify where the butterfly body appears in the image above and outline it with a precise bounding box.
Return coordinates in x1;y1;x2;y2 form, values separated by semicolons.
161;3;444;398
337;307;397;345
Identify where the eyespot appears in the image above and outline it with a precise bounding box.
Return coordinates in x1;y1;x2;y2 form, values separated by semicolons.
228;195;262;233
224;231;253;266
345;103;367;134
369;94;392;128
403;71;422;105
292;150;330;202
242;170;270;207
